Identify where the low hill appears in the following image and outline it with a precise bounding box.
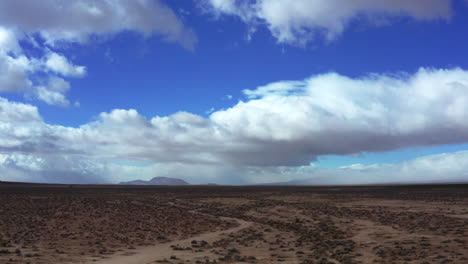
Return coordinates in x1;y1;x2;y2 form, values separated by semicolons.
119;177;189;186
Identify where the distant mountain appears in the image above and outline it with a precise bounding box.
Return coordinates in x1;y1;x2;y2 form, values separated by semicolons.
119;177;189;186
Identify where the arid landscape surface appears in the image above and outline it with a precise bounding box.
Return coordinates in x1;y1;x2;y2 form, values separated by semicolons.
0;183;467;264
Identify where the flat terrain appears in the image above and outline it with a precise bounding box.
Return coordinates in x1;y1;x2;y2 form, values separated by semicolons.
0;183;467;263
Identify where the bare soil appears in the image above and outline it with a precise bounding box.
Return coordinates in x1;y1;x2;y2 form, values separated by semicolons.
0;183;467;263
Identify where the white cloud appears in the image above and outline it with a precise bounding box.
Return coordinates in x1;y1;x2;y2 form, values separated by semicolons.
204;0;452;45
0;52;34;92
0;27;36;92
0;0;195;106
0;27;20;52
1;150;466;185
1;67;468;183
34;77;72;107
0;97;41;122
210;68;468;166
3;67;468;164
44;52;86;78
0;0;196;48
288;151;468;185
0;38;79;105
0;153;107;184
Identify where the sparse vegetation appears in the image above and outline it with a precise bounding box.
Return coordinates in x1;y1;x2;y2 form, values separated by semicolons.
0;183;467;263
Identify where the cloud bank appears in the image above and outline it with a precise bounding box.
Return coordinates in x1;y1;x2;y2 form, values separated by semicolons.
290;150;468;185
1;67;468;183
203;0;452;44
0;0;195;106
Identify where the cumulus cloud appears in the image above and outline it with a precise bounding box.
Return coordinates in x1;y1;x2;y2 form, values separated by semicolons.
0;0;195;105
203;0;453;44
3;67;468;164
33;77;72;107
0;52;33;93
0;28;83;105
1;67;468;183
44;53;86;78
210;68;468;165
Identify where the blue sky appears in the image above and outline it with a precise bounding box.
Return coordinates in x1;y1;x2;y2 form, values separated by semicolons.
0;0;468;184
36;0;468;124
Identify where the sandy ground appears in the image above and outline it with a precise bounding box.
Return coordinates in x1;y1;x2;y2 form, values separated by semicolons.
97;217;252;264
0;183;467;263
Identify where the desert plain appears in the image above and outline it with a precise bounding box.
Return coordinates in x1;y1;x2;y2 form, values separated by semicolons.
0;183;467;264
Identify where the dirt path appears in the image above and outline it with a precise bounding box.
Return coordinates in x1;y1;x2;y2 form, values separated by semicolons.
95;216;253;264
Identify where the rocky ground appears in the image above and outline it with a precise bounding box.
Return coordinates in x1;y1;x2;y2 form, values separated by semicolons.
0;183;467;263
